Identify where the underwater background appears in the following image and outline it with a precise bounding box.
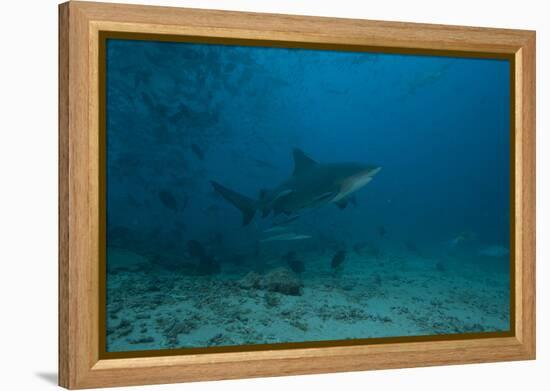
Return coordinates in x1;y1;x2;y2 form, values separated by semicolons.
105;38;511;352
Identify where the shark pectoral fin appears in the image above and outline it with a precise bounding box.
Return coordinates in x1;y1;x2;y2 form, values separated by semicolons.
314;191;336;203
281;214;300;225
292;148;319;175
335;199;348;210
273;189;293;201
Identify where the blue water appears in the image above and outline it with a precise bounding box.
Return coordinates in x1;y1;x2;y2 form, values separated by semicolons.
105;38;510;352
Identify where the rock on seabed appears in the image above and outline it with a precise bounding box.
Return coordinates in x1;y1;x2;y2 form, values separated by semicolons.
237;267;303;296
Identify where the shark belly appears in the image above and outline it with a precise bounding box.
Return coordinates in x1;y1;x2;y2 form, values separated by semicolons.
332;176;373;202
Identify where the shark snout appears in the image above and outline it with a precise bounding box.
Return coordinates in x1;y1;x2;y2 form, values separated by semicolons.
358;166;381;179
369;166;382;176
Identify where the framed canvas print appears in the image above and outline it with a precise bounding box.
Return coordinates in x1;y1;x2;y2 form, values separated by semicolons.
58;1;536;389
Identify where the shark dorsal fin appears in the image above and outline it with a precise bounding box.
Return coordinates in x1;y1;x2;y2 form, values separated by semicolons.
292;149;318;175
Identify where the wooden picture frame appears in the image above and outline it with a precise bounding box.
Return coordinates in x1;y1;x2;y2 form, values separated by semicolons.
59;1;536;389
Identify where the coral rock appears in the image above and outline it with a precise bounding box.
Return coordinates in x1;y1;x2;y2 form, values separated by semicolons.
237;271;262;290
263;267;302;296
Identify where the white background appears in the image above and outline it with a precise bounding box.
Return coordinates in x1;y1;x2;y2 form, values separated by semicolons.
0;0;547;389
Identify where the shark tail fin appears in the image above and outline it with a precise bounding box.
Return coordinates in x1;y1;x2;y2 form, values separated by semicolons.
211;181;256;226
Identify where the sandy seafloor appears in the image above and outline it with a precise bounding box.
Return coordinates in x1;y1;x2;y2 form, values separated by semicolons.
105;248;510;352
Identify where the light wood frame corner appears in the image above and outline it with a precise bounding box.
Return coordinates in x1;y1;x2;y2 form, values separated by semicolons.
59;1;536;389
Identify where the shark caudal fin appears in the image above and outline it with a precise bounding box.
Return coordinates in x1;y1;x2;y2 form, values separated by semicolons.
211;181;256;226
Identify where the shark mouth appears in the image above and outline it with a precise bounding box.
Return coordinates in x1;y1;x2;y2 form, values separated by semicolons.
333;168;380;202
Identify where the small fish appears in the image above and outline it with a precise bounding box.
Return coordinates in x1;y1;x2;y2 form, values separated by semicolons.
448;235;466;248
377;225;387;237
158;190;178;211
478;245;509;258
169;103;192;124
435;260;447;272
191;144;205;160
196;256;221;275
354;241;381;257
187;240;220;275
288;259;305;274
352;242;366;255
282;251;297;262
405;64;451;97
261;233;312;242
274;214;300;226
187;240;206;260
283;251;305;274
331;250;347;269
263;226;288;234
405;240;420;254
448;232;475;248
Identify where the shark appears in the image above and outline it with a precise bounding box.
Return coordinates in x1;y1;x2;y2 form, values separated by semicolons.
211;148;381;226
260;233;313;242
